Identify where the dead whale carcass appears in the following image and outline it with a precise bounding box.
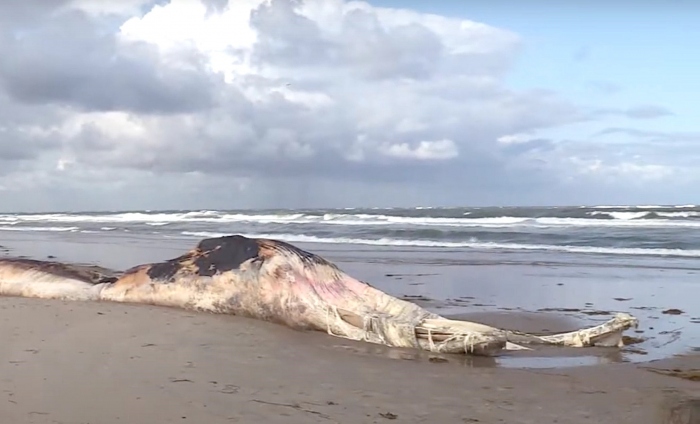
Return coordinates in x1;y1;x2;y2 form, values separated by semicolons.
0;235;639;356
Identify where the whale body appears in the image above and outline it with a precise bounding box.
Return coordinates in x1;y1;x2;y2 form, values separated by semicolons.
0;235;639;356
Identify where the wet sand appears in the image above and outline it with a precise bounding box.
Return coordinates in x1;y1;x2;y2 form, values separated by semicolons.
1;231;699;423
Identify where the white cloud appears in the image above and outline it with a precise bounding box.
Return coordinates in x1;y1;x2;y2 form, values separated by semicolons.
51;0;571;176
381;139;458;160
568;156;675;181
0;0;689;211
497;133;532;145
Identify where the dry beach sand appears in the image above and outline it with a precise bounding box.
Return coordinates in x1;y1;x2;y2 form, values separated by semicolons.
1;232;699;423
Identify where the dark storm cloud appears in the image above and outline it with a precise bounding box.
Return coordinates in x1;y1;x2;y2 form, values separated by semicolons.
0;91;63;168
0;131;56;162
0;9;220;114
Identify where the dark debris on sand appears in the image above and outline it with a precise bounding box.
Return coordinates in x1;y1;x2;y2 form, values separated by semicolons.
537;307;613;315
622;335;646;345
400;295;432;302
537;307;582;312
645;368;700;382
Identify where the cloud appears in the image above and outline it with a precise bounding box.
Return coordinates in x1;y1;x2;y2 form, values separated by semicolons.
624;105;674;119
0;0;693;211
378;139;459;161
0;10;220;114
59;1;580;180
589;105;673;120
497;136;555;156
494;126;694;193
567;157;675;181
66;0;159;17
593;127;700;145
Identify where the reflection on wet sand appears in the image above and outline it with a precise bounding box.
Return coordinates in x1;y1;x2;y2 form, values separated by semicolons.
327;331;632;370
329;342;500;368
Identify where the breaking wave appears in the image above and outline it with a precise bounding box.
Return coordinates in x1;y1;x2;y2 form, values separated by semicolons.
180;231;700;258
0;226;79;232
2;206;700;229
2;205;699;259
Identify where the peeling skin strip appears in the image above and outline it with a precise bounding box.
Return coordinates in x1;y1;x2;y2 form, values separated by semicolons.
0;235;640;356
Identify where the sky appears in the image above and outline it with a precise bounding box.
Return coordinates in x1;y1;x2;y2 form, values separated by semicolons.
0;0;698;212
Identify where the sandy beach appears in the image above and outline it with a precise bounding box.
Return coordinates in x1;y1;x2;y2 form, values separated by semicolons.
1;298;698;424
1;231;699;423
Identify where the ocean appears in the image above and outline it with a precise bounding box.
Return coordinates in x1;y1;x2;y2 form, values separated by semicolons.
1;204;698;366
2;204;700;261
